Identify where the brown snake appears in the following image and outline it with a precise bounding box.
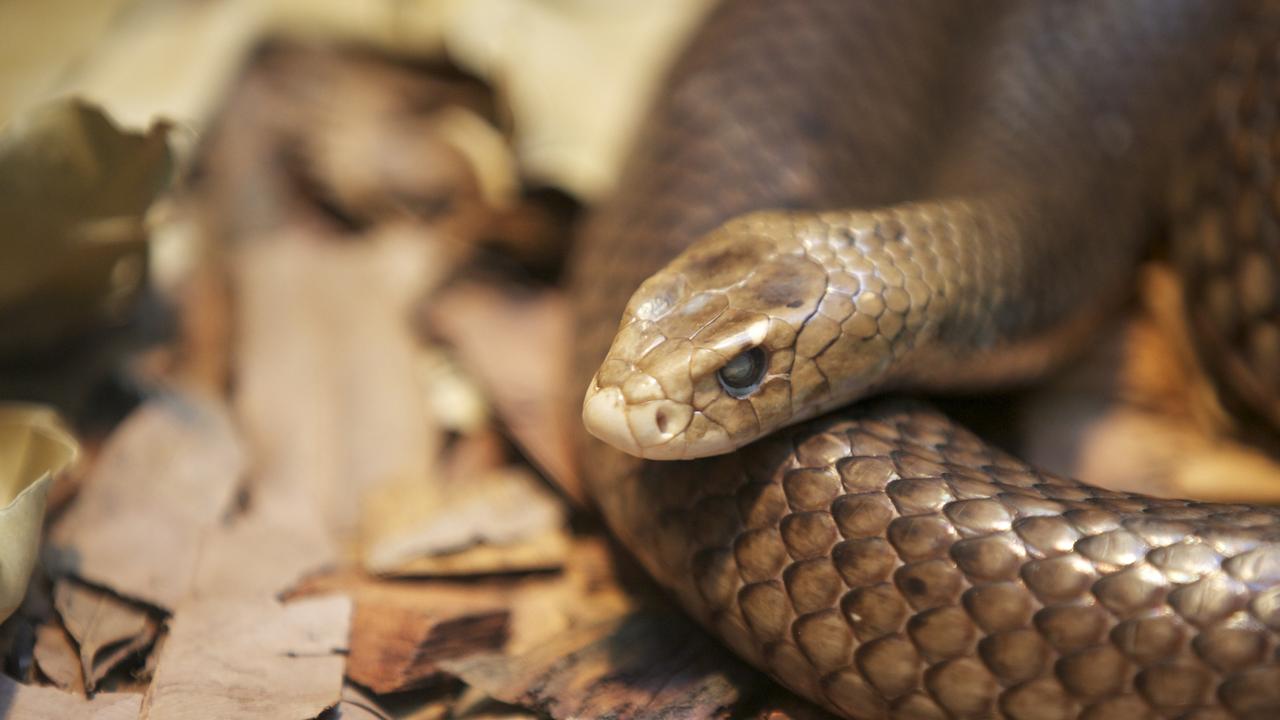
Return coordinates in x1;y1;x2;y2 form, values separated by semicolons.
569;1;1280;718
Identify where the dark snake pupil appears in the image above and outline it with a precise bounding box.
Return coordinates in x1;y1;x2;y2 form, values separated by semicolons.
718;347;766;395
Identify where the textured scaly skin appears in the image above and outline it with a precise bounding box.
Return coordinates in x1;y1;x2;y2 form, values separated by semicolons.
570;1;1280;717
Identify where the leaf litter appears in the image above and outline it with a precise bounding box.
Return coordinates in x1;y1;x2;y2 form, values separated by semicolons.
0;11;857;720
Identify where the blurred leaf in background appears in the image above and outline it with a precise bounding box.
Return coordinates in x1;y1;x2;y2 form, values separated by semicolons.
0;100;170;358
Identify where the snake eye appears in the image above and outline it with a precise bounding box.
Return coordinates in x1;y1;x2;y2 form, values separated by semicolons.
717;347;767;397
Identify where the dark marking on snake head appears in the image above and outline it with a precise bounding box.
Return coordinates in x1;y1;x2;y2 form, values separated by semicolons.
682;243;763;286
754;278;807;308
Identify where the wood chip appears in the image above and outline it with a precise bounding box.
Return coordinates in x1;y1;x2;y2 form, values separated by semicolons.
54;580;158;691
142;595;350;720
45;395;245;610
440;609;760;720
32;621;85;695
0;673;140;720
428;283;581;503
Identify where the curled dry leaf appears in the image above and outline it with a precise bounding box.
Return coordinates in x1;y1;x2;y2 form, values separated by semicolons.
0;403;77;624
142;595;351;720
0;99;169;357
45;395;244;610
53;579;159;692
32;621;85;696
0;673;140;720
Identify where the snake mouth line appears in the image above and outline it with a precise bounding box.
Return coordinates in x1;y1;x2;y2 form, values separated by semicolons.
582;379;736;460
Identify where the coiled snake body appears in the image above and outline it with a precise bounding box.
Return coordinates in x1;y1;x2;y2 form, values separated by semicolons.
570;1;1280;717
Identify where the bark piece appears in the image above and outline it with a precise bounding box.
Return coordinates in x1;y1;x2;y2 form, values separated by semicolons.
142;595;350;720
440;609;759;720
32;621;85;695
428;283;581;503
45;395;245;610
53;580;158;691
0;673;140;719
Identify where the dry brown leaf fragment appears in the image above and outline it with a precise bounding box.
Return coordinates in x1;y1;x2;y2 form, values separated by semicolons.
53;580;158;692
428;283;581;502
45;394;244;610
0;672;140;720
362;466;568;576
142;594;350;720
186;507;338;602
440;609;760;720
32;620;85;696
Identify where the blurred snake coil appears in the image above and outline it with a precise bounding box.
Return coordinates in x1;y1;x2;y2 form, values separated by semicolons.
570;1;1280;719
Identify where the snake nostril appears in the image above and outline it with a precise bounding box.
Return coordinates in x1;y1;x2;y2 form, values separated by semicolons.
655;409;670;434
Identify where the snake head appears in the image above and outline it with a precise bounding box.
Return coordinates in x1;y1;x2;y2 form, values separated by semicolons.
583;212;900;460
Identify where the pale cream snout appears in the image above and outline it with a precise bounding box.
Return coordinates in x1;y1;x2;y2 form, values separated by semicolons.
581;380;698;460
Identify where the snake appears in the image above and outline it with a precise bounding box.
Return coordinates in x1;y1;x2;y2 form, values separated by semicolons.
568;1;1280;718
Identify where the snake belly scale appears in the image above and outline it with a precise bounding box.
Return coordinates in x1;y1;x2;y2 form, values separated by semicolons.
570;1;1280;718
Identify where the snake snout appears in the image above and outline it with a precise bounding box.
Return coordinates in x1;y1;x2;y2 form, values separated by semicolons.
583;381;695;459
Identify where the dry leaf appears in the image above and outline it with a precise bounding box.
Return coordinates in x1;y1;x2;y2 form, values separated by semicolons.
32;620;85;695
46;395;245;610
0;673;140;720
289;560;631;696
429;283;581;502
187;507;337;603
0;99;169;356
441;609;759;720
54;580;159;691
0;403;77;623
363;466;567;576
143;595;350;720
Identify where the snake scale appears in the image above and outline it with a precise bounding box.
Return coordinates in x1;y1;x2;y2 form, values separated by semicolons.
568;1;1280;718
